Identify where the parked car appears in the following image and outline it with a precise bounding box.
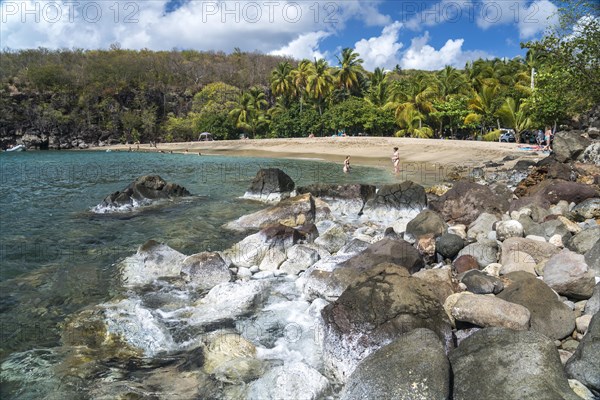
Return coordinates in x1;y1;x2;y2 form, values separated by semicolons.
499;129;516;142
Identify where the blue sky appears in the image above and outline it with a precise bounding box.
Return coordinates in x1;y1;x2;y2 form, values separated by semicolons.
0;0;561;70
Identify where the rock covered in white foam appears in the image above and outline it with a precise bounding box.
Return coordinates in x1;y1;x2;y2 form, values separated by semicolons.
119;240;186;287
246;362;329;400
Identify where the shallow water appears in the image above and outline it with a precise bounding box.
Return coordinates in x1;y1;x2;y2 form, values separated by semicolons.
0;150;395;399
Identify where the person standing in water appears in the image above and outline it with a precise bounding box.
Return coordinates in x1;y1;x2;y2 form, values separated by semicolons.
343;156;351;173
392;147;400;174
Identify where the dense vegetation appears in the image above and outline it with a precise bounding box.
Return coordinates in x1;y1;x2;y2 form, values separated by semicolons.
0;2;597;147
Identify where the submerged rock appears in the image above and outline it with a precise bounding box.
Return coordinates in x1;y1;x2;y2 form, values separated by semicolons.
340;328;450;400
449;328;581;400
242;168;295;203
95;175;190;212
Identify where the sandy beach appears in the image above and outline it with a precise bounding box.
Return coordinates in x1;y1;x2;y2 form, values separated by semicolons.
93;137;544;172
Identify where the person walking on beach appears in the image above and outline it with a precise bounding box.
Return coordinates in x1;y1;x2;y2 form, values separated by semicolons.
392;147;400;174
544;126;552;151
343;156;351;173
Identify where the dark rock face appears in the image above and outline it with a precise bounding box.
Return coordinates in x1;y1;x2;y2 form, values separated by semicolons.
99;175;190;209
585;239;600;276
436;233;465;259
405;209;448;241
566;312;600;395
340;328;450;400
338;238;424;274
429;180;509;225
552;130;591;163
449;328;581;400
321;268;453;381
297;184;376;203
460;270;504;294
366;181;427;212
453;255;479;274
497;272;576;340
515;179;598;206
244;168;295;201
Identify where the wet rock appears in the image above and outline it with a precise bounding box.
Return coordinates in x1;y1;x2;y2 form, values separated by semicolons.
321;270;452;381
436;233;465;259
363;181;427;223
449;328;581;400
340;328;450;400
460;270;503;294
405;209;448;241
446;292;530;330
457;240;498;269
96;175;191;211
429;180;509;225
246;362;329;400
297;183;376;216
543;249;596;299
180;252;231;290
497;271;575;340
243;168;295;203
279;245;320;275
119;240;187;287
224;193;317;232
453;255;479;274
566;312;600;394
203;330;264;384
496;220;524;241
566;226;600;254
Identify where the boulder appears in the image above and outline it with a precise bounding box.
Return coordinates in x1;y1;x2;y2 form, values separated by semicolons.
566;226;600;254
578;142;600;165
223;193;317;232
552;130;591;163
436;233;465;259
96;175;190;211
242;168;295;203
500;250;537;275
446;292;530;330
497;271;576;340
566;312;600;394
585;239;600;276
496;220;524;241
449;328;581;400
570;198;600;221
517;179;599;206
321;270;452;381
180;252;231;290
362;181;427;223
296;183;376;216
405;209;448;241
118;240;187;287
247;362;329;400
453;255;479;274
500;237;561;266
457;240;498;269
429;180;509;225
460;270;504;294
543;249;596;299
314;224;349;254
413;268;457;304
466;212;499;242
584;283;600;315
340;329;450;400
279;245;320;275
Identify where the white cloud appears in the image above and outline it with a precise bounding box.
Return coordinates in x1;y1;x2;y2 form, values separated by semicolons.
518;0;559;38
354;21;403;71
269;31;331;60
400;31;493;70
475;0;558;38
405;0;476;31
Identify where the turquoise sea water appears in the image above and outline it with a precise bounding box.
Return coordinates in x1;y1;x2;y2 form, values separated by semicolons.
0;150;395;397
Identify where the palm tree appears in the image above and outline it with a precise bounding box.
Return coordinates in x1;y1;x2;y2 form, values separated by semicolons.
270;61;294;107
496;97;532;142
395;107;434;138
436;66;469;99
229;87;268;138
334;48;364;98
291;59;311;114
385;73;437;136
306;58;334;115
464;83;500;133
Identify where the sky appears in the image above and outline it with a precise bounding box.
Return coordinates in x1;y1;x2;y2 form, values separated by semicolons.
0;0;562;71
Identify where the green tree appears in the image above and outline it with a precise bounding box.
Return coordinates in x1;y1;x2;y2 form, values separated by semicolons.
496;97;532;142
334;48;364;98
306;58;334;116
270;61;295;107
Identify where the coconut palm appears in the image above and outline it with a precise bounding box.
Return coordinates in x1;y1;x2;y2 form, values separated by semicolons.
229;87;268;138
395;107;434;138
270;61;294;106
496;97;532;142
464;83;500;133
306;58;334;115
435;66;469;99
291;59;311;114
385;73;437;135
334;48;364;98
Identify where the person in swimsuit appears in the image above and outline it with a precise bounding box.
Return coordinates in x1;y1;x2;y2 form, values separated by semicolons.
343;156;351;173
392;147;400;174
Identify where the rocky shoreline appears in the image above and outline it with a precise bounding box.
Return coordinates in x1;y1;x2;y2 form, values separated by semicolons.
3;124;599;398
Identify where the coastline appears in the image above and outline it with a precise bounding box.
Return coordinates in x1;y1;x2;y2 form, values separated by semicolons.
86;137;543;172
